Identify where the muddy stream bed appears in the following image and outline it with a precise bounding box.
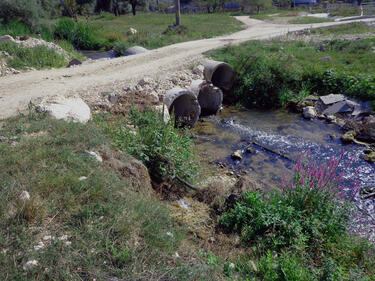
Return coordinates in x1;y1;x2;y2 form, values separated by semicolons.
192;106;375;241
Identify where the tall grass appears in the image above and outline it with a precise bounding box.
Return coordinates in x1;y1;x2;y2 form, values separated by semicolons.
0;42;67;69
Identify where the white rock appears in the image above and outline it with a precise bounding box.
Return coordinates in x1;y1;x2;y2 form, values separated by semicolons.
34;241;45;251
176;199;190;209
64;241;72;246
138;77;153;87
154;104;170;124
166;232;174;237
148;91;159;103
303;106;317;119
58;235;68;241
23;260;39;270
36;97;91;124
0;35;15;43
85;151;103;163
19;190;30;202
192;64;204;75
43;235;53;241
78;176;88;181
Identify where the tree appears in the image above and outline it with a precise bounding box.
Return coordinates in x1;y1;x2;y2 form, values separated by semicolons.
242;0;272;13
0;0;42;30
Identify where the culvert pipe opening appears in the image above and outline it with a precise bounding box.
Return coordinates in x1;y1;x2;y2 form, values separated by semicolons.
203;60;235;91
189;80;223;116
164;88;201;127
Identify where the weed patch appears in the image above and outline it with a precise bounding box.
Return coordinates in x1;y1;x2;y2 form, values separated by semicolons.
220;153;375;280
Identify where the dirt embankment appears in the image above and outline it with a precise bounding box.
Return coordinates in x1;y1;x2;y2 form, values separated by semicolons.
1;17;375;120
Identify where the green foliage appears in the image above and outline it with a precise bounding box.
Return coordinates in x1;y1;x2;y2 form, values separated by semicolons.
329;7;360;17
54;18;107;50
0;112;218;280
288;16;333;24
0;0;43;31
0;42;67;69
207;38;375;110
98;108;200;185
310;22;375;35
113;40;130;56
0;21;31;37
220;156;375;280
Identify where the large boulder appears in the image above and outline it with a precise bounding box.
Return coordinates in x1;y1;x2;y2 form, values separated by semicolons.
36;97;91;123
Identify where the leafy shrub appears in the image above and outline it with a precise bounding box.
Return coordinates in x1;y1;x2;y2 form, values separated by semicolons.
113;40;130;57
0;0;42;31
0;21;31;37
99;108;200;185
220;153;374;280
54;18;106;50
54;18;75;40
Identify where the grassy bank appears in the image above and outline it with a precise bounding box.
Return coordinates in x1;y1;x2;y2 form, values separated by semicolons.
0;110;223;280
288;16;333;24
207;36;375;110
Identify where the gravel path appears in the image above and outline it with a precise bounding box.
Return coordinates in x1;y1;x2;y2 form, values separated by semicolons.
1;16;374;119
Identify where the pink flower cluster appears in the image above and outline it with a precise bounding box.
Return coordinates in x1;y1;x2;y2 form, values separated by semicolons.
281;150;360;199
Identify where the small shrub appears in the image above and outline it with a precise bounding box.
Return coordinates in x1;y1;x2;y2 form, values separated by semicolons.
0;0;42;31
113;40;130;57
220;152;374;280
99;108;200;185
0;21;31;37
54;18;75;40
54;18;106;50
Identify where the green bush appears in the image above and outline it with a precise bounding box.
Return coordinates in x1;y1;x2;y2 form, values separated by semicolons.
220;154;375;280
113;40;130;57
54;18;76;40
98;108;200;185
0;22;31;37
54;18;106;50
0;0;42;31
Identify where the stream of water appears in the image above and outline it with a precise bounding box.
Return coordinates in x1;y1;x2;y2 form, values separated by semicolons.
193;106;375;241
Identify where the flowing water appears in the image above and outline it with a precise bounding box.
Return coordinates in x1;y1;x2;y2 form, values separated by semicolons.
193;106;375;241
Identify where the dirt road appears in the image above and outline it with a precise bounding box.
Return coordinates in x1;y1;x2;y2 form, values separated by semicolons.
1;16;374;119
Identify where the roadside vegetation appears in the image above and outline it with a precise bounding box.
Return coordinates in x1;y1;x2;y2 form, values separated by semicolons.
288;16;333;24
207;34;375;111
310;22;375;35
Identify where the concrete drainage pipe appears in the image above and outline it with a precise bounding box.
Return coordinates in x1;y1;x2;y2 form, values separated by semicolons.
164;88;201;127
190;80;223;116
125;46;148;56
203;60;234;91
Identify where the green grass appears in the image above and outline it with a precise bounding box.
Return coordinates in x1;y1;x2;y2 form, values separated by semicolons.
0;111;222;280
329;7;361;17
0;42;67;70
96;108;200;189
288;16;333;24
220;156;375;280
207;38;375;110
86;12;243;51
310;22;375;35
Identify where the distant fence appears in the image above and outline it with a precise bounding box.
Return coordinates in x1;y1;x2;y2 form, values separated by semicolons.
324;2;375;16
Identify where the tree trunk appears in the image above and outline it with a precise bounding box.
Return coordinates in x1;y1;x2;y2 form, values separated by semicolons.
132;2;137;15
175;0;181;26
